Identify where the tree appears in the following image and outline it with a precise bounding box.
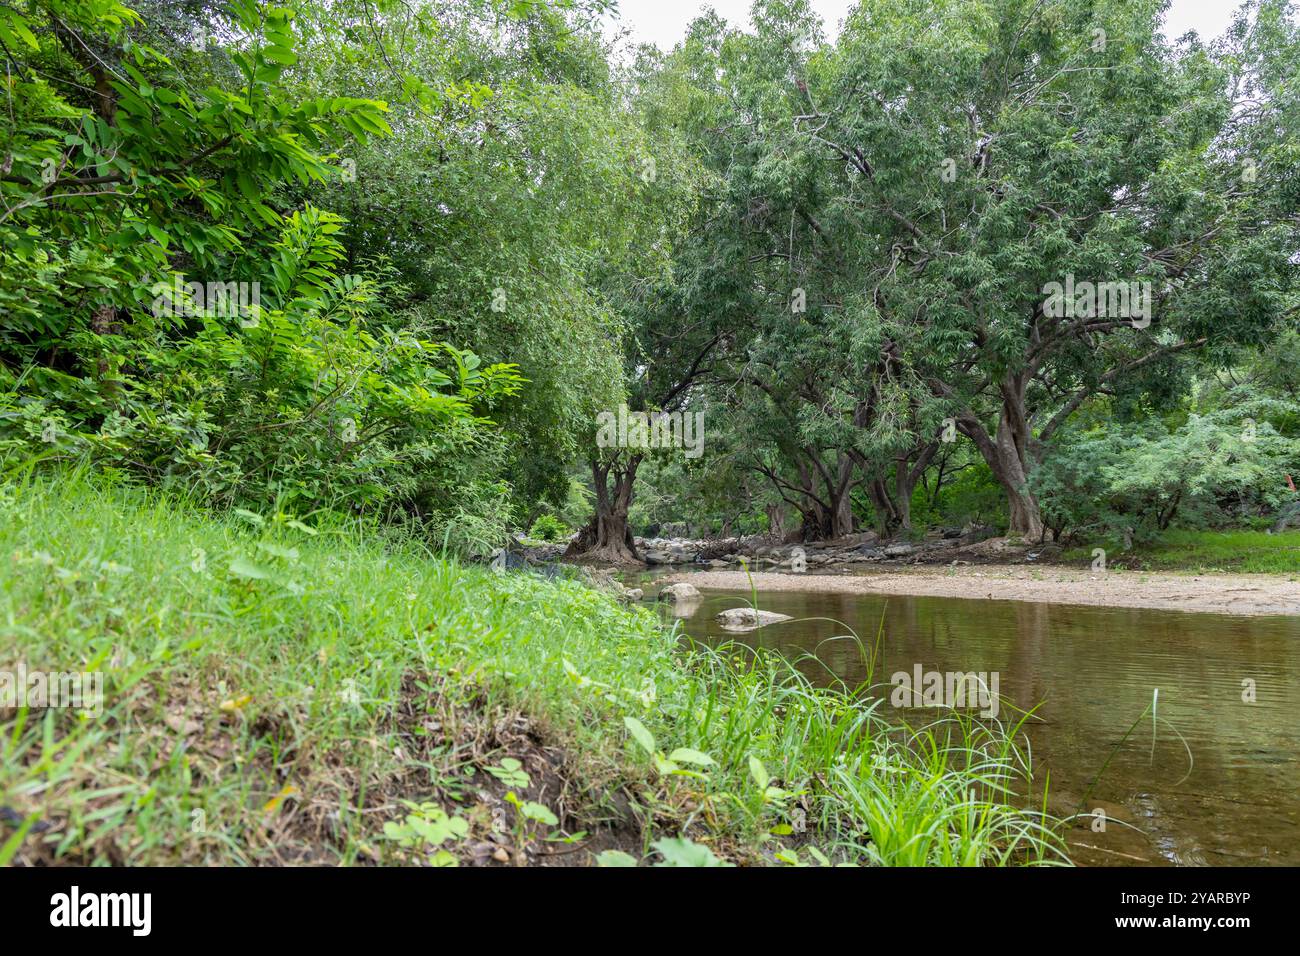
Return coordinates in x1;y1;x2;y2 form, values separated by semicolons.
796;0;1299;539
0;0;521;526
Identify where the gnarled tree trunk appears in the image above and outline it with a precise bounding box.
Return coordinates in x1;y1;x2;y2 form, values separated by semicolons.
957;375;1045;541
566;454;643;565
793;455;855;540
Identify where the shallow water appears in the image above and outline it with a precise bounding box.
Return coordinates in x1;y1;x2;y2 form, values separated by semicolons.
656;584;1300;866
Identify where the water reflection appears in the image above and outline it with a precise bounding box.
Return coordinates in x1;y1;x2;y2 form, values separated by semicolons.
658;587;1300;866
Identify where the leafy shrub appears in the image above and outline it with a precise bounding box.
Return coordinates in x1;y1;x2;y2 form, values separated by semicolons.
1;208;524;525
1031;403;1300;543
529;513;570;542
929;462;1007;531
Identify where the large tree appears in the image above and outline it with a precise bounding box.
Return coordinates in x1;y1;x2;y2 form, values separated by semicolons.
792;0;1299;538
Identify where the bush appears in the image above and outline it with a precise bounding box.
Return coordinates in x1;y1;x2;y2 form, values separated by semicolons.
529;513;571;542
0;209;524;527
1031;402;1300;544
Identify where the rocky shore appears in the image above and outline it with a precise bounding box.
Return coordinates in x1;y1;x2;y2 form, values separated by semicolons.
659;566;1300;616
506;529;1300;616
513;525;1045;580
628;524;1020;570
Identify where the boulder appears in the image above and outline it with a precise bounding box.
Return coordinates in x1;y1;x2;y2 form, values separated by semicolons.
715;607;793;631
659;582;701;601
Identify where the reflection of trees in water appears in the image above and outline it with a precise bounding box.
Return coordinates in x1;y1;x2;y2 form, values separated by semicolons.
688;588;1300;864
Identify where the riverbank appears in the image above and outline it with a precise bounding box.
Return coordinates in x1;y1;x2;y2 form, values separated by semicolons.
0;473;1064;866
659;566;1300;616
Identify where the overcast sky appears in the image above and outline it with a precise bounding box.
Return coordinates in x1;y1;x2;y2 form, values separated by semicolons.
602;0;1244;52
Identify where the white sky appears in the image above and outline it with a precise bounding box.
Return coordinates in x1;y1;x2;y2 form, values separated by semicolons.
603;0;1244;51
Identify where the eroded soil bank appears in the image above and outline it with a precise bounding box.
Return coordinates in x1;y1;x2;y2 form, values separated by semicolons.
659;565;1300;616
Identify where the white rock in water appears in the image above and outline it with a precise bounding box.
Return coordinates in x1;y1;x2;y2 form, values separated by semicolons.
659;582;701;601
715;607;793;631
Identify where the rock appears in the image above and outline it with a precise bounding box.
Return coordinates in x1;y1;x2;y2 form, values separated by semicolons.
659;582;701;601
642;551;673;565
821;531;880;548
715;607;793;631
582;568;643;602
883;543;916;558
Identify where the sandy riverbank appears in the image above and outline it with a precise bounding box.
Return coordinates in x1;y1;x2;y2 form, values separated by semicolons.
659;565;1300;616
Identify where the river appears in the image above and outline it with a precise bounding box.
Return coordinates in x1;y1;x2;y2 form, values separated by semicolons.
652;584;1300;866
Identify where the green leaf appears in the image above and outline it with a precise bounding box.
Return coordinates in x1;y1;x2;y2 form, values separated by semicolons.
666;747;715;767
651;837;732;868
652;754;679;775
595;850;638;867
623;716;656;755
262;46;298;66
521;801;558;825
0;813;38;866
255;542;299;562
228;556;271;580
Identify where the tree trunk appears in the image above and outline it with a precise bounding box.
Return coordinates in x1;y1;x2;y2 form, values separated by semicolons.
892;442;937;532
795;455;855;540
565;455;642;564
958;377;1045;541
765;502;787;539
992;416;1044;540
855;440;937;535
831;456;855;537
865;473;900;534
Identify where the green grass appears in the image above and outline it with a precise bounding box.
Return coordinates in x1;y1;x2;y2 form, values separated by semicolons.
1064;528;1300;574
0;468;1065;866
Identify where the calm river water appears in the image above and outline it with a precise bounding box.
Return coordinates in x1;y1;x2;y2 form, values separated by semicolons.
654;584;1300;866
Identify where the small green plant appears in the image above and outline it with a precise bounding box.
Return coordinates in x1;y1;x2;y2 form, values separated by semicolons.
485;757;530;789
503;791;559;850
651;837;732;867
381;801;469;865
623;716;716;778
773;845;835;867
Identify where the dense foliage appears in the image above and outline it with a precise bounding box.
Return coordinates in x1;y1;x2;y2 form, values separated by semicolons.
3;0;1298;552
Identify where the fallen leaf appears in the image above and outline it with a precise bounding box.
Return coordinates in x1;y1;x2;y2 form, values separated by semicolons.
219;694;252;712
263;784;300;814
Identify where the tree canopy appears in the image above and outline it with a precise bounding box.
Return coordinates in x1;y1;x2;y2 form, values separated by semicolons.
2;0;1297;554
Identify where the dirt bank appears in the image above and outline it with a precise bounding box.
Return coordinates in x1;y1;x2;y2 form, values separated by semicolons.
659;565;1300;617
